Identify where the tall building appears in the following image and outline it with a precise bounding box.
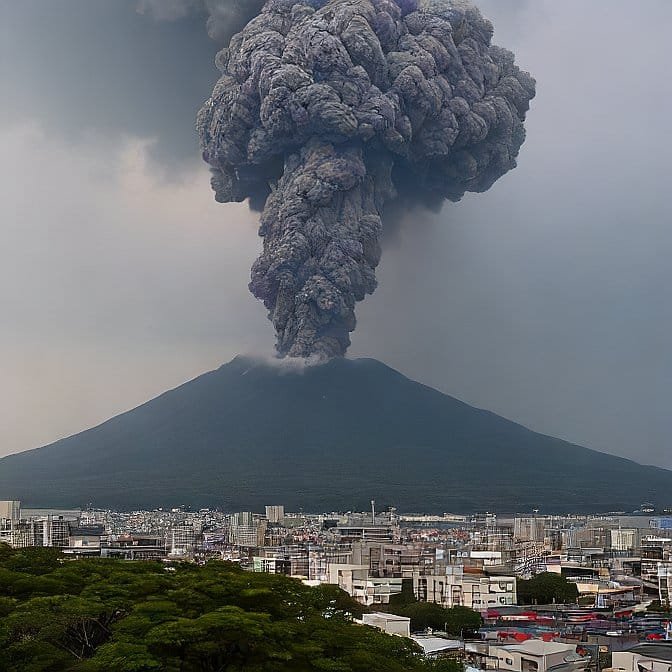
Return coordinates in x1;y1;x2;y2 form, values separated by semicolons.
610;528;639;552
230;512;265;547
265;505;285;524
42;516;72;547
514;516;545;542
170;523;198;557
0;500;20;522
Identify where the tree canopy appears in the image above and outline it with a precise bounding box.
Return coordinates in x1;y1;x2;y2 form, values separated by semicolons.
384;581;482;635
0;544;462;672
517;573;579;605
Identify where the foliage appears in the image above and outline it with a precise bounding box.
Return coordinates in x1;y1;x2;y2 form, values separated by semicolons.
387;579;416;608
426;660;464;672
385;592;481;635
0;546;460;672
517;573;579;605
646;600;671;615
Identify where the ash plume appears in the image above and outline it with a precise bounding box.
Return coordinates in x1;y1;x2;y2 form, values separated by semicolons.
197;0;535;359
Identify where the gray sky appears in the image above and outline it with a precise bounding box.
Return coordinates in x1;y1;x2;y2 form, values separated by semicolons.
1;1;670;469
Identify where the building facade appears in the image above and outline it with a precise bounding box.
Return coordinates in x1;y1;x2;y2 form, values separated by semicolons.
413;565;517;610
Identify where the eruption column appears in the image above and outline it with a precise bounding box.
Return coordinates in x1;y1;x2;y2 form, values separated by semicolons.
198;0;535;358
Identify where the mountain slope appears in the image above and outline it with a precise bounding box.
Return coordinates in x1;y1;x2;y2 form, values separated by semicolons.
1;356;670;512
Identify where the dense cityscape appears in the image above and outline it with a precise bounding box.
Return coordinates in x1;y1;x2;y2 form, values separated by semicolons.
2;499;671;670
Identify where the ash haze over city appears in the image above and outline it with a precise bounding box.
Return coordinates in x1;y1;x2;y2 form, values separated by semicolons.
1;0;671;475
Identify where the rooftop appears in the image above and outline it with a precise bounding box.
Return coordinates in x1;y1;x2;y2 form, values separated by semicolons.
500;640;580;656
363;612;411;623
411;636;463;655
626;643;672;662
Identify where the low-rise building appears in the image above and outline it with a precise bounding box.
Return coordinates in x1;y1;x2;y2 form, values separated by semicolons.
411;636;463;657
612;643;672;672
69;526;105;550
360;612;410;637
488;640;589;672
328;563;402;606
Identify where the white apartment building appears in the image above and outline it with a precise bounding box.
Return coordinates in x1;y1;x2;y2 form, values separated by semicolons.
610;528;639;552
328;563;402;606
489;640;589;672
253;556;284;573
413;565;517;610
658;562;672;605
361;612;411;637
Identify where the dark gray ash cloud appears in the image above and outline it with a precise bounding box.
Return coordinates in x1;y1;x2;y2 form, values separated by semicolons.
197;0;534;357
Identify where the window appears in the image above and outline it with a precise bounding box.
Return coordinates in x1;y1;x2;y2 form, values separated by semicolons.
521;659;538;672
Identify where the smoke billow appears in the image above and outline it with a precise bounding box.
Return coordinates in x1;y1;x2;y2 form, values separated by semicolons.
197;0;535;359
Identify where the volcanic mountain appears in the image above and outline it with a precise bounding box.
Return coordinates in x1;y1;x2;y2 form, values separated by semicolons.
1;356;670;513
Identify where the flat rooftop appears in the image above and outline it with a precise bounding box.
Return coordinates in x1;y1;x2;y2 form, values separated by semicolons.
626;643;672;662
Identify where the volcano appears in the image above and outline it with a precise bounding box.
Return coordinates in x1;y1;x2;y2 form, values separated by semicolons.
1;356;670;513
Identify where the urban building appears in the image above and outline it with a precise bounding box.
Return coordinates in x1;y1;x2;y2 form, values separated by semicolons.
69;526;105;550
360;613;410;637
170;522;200;557
610;529;639;553
230;511;266;547
265;505;285;524
413;565;517;610
487;640;590;672
514;517;546;543
658;563;672;606
328;563;402;606
101;534;167;561
612;644;672;672
0;500;20;522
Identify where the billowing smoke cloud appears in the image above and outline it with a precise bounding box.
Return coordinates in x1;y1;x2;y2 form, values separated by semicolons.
198;0;535;358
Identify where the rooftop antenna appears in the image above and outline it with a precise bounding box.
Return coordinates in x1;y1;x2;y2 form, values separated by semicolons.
371;500;375;525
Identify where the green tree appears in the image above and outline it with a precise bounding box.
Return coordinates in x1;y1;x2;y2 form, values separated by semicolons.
386;600;481;635
443;606;482;636
0;546;467;672
0;595;121;661
387;579;416;608
517;573;579;605
78;643;163;672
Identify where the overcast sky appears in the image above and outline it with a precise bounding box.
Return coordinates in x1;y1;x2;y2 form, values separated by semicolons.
1;1;670;469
